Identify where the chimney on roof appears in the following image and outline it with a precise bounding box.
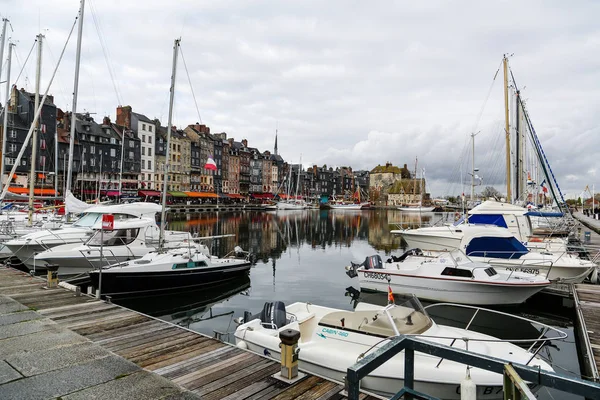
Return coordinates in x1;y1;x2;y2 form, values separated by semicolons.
116;105;132;129
103;116;111;126
404;164;407;170
228;138;234;146
242;139;248;148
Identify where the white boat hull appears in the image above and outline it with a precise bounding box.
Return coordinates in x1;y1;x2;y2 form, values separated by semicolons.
398;206;436;213
400;232;461;251
357;270;546;305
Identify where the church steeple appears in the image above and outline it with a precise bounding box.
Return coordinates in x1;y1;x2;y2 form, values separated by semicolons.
274;129;278;156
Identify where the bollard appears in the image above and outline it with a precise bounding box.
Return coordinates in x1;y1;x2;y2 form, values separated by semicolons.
278;329;301;380
46;264;59;288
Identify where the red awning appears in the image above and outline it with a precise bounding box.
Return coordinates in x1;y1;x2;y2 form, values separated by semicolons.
252;193;275;199
227;193;245;199
138;190;161;197
185;191;218;198
106;191;121;197
7;187;58;196
278;194;302;200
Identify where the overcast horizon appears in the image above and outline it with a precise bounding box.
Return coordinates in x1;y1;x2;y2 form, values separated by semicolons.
2;0;598;200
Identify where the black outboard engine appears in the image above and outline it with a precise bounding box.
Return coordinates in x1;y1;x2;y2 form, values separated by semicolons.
345;255;383;278
259;301;287;329
387;248;423;263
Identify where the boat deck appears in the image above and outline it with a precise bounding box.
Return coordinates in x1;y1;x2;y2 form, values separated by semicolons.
0;267;381;400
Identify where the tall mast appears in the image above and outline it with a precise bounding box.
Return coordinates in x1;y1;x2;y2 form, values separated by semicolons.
1;42;14;192
159;38;180;249
65;0;85;198
28;34;43;225
0;18;8;96
118;127;125;203
503;54;512;203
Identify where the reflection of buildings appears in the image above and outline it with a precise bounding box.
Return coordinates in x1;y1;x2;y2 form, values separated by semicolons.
168;210;404;262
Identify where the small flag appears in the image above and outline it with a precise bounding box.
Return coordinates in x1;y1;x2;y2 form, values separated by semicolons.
540;179;548;193
204;157;217;171
387;284;394;304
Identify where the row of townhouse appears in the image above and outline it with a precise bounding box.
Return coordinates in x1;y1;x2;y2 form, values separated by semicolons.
0;88;375;200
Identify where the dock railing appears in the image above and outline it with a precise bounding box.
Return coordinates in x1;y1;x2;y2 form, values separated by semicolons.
345;335;600;400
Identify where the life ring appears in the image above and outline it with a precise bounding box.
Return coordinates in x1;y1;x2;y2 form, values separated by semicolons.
454;212;461;221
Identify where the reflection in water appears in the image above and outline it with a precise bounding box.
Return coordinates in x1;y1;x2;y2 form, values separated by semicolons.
117;275;251;328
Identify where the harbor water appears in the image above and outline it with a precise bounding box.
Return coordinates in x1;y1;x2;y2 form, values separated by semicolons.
117;209;582;400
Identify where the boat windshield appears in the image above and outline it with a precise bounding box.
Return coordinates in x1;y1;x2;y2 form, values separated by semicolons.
87;228;140;246
319;296;432;338
72;213;137;228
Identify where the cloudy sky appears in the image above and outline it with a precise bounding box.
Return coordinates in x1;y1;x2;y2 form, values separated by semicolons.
2;0;599;198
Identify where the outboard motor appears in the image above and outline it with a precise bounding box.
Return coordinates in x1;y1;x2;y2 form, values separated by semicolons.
259;301;288;329
345;255;382;278
387;248;423;263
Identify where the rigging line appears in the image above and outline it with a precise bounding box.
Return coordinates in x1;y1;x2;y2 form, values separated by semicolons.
0;39;37;121
179;45;203;124
88;0;122;106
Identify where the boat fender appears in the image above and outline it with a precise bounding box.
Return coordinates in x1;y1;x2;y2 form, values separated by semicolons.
236;340;248;350
460;369;476;400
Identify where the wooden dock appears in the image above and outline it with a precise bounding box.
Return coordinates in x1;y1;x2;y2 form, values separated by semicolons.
0;267;381;400
575;283;600;383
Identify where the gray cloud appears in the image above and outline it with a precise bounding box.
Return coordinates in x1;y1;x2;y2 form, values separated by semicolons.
2;0;599;199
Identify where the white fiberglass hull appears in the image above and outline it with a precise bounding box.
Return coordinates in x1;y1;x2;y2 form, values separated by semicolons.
276;202;306;210
398;206;435;213
358;271;546;305
399;231;461;251
235;302;549;399
330;202;369;210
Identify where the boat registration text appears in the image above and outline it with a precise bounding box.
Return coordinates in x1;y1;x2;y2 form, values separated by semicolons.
363;271;391;280
505;267;540;275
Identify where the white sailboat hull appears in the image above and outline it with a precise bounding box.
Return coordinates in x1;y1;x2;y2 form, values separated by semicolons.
398;206;436;212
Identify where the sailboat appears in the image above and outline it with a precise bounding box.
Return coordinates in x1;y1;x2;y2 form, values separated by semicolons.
398;158;435;212
330;176;370;210
276;158;306;210
88;39;253;297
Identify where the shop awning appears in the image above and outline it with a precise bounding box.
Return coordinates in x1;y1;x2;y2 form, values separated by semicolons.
227;193;245;199
251;193;274;199
105;191;121;197
184;191;218;198
168;191;188;198
7;187;58;196
138;190;161;197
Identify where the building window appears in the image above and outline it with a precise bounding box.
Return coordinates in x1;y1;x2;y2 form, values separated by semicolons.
142;135;145;142
142;124;146;131
110;148;116;157
40;139;46;150
141;159;145;169
149;126;153;133
129;141;134;148
110;138;116;144
90;158;96;167
148;148;152;157
148;135;152;143
129;151;134;159
9;130;16;139
142;147;145;156
5;157;15;165
148;160;151;169
40;156;46;167
8;144;17;153
90;145;95;154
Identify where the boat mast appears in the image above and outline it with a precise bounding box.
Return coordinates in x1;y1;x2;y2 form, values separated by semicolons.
0;18;8;94
118;127;125;203
28;34;43;225
1;42;14;192
503;54;512;203
159;38;180;249
65;0;85;200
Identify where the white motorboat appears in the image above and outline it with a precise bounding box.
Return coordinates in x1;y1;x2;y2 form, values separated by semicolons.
4;202;162;270
345;252;550;305
34;218;194;276
235;296;561;399
88;243;253;297
416;225;595;283
394;200;568;253
276;200;307;210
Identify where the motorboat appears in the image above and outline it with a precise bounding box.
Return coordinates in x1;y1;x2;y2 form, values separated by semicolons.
235;296;561;399
393;200;569;253
33;218;194;276
345;251;550;305
88;242;253;297
276;199;307;210
4;202;162;271
397;204;436;213
416;225;595;283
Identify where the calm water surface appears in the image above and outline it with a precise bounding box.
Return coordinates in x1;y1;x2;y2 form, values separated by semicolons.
117;209;581;400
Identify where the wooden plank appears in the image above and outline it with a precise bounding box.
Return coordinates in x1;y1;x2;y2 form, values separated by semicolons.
51;307;130;325
314;384;345;400
107;327;188;353
270;376;324;400
173;351;257;387
199;362;280;400
130;336;210;366
26;295;91;310
115;330;199;358
41;302;118;319
153;345;235;377
73;314;149;335
146;342;233;372
219;377;279;400
87;319;167;342
62;310;139;330
292;379;341;400
102;325;183;351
